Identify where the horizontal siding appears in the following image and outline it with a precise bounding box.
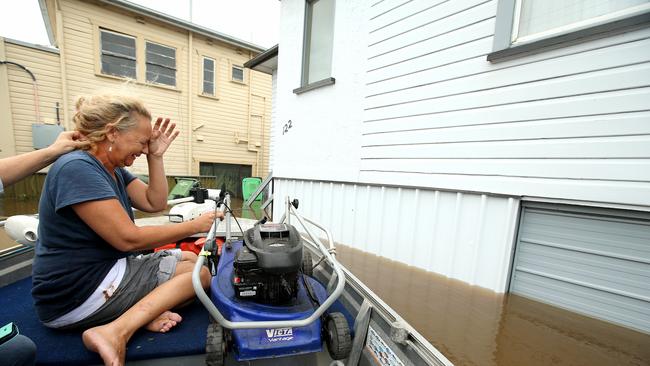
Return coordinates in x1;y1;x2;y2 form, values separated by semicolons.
52;0;271;176
360;0;650;207
366;36;650;109
361;135;650;159
364;63;650;122
361;158;650;182
361;111;650;144
367;2;495;77
274;178;520;292
60;0;189;175
5;42;62;157
191;40;272;176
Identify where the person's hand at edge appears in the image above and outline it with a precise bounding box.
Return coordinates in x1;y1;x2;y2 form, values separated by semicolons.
48;131;90;155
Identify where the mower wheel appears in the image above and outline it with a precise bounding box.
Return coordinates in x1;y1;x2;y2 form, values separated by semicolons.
302;250;313;277
325;312;352;360
206;321;225;366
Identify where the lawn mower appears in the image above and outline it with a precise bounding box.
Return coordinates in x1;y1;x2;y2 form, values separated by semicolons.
193;196;353;365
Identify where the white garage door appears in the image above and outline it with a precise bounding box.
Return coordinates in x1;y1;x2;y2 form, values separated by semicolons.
510;202;650;334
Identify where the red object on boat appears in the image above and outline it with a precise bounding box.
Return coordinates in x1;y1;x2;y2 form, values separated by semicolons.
155;237;225;255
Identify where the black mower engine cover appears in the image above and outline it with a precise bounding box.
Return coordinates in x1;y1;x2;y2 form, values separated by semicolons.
243;223;303;274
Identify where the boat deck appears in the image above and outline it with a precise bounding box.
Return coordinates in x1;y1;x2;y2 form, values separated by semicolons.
0;277;209;365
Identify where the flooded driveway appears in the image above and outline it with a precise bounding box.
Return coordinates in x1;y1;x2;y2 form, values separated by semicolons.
335;245;650;366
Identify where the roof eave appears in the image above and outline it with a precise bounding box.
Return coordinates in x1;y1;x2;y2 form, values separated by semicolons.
98;0;266;53
38;0;56;46
244;44;278;74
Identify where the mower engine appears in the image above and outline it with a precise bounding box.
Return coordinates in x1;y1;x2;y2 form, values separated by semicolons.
233;223;303;304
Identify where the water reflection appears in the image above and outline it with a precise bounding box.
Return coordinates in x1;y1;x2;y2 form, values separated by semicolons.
335;245;650;366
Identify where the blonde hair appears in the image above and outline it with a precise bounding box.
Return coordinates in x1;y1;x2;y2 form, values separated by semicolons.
73;94;151;150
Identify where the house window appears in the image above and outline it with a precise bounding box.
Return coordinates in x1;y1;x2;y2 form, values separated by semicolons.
203;57;216;95
231;65;244;82
302;0;334;85
145;41;176;86
100;29;136;79
489;0;650;61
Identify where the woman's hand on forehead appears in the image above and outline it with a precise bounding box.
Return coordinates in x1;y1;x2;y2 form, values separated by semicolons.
148;117;180;157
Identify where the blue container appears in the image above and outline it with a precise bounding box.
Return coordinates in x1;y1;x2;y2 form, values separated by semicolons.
210;241;328;361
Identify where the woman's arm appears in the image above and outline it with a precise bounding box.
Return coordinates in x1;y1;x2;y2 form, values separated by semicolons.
72;198;222;252
0;131;89;187
128;117;180;212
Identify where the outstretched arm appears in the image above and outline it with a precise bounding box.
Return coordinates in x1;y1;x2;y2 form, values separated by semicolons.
72;198;223;251
0;131;89;187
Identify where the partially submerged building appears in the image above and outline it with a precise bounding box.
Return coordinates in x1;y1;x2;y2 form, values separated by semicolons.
263;0;650;334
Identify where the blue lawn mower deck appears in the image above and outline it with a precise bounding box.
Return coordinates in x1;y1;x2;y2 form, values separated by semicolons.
209;240;334;361
193;199;353;365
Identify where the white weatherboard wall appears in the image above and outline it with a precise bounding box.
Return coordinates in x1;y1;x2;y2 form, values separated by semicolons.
274;0;368;182
274;0;650;292
361;0;650;207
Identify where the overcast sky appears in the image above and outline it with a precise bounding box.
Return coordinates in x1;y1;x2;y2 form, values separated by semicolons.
0;0;280;49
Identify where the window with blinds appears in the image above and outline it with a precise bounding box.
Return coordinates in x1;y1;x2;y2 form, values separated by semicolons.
489;0;650;60
514;0;650;43
145;41;176;87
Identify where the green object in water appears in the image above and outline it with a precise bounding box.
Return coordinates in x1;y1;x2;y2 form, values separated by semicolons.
242;177;262;201
168;178;198;200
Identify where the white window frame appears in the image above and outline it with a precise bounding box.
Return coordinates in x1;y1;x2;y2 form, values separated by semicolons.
488;0;650;61
98;28;137;80
202;56;217;96
293;0;336;94
231;64;245;83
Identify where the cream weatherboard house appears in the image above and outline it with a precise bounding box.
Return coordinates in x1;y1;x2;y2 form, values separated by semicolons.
0;0;272;191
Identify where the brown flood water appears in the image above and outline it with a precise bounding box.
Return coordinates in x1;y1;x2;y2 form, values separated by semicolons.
2;198;649;365
335;245;650;366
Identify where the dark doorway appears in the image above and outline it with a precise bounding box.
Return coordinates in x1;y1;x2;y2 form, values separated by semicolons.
199;162;252;199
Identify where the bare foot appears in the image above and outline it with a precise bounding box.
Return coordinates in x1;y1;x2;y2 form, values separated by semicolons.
146;311;183;333
83;325;125;366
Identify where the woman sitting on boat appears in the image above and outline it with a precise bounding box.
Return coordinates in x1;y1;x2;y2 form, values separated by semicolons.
31;94;221;366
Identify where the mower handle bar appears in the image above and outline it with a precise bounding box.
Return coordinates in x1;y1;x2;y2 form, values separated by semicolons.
192;196;347;329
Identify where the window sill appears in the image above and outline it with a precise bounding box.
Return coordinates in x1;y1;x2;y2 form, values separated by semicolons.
488;11;650;62
95;72;137;83
94;72;181;92
198;93;219;101
229;79;247;86
293;77;335;94
145;81;181;92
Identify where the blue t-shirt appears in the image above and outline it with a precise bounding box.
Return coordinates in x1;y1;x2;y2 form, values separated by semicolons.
32;150;137;323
